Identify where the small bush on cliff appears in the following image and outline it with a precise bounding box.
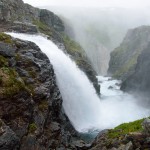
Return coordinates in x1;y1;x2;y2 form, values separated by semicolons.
108;118;145;139
0;33;13;44
29;123;37;133
0;55;9;67
33;20;53;36
0;67;28;98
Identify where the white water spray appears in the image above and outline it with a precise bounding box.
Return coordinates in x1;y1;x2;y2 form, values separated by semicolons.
8;33;150;132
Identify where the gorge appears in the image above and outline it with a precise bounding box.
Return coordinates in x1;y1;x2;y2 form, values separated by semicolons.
0;0;150;149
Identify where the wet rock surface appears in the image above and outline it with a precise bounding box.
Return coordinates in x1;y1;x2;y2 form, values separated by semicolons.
0;0;100;95
0;34;84;149
86;119;150;150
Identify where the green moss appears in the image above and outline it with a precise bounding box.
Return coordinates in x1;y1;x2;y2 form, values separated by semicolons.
0;67;28;98
38;100;49;112
61;33;84;55
0;55;9;67
33;20;53;36
113;52;140;78
28;70;37;78
29;123;37;133
15;54;22;61
0;33;13;44
107;118;145;139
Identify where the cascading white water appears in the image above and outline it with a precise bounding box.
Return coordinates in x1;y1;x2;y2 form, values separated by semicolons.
8;33;150;133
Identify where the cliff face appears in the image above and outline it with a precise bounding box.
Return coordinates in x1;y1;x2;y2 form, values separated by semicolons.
0;0;64;32
108;26;150;81
0;0;100;149
0;0;100;95
87;118;150;150
121;42;150;97
0;33;79;149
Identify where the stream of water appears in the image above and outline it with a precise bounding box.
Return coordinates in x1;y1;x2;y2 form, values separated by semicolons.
8;33;150;133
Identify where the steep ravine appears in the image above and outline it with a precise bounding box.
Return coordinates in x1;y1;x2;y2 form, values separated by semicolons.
0;0;100;149
108;25;150;102
89;26;150;150
0;0;150;150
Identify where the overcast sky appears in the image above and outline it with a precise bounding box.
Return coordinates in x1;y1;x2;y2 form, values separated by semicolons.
23;0;150;8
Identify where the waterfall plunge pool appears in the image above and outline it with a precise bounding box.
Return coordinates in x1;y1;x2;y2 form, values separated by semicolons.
7;33;150;137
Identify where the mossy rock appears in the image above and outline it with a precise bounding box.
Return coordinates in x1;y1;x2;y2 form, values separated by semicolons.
0;67;29;98
0;33;13;44
61;33;85;56
28;123;37;133
0;55;9;67
107;118;145;139
113;52;140;78
33;20;53;36
38;100;49;112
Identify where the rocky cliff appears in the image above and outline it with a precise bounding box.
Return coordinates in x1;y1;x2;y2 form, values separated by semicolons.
0;33;83;149
108;26;150;81
0;0;100;149
121;42;150;98
0;0;100;95
87;118;150;150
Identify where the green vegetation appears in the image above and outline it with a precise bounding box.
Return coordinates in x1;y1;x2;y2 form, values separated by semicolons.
28;123;37;133
15;53;22;61
38;100;49;112
107;118;145;139
0;55;9;67
28;70;37;79
0;67;27;98
0;54;29;98
61;33;85;56
0;33;13;44
114;52;140;78
33;20;53;36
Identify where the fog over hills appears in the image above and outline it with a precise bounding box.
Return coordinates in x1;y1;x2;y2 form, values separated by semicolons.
39;6;150;74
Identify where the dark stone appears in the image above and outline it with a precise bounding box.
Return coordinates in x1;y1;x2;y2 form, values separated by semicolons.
0;121;20;150
40;9;65;32
0;41;16;57
11;21;38;34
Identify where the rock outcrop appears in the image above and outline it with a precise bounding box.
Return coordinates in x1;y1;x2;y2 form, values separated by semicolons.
86;118;150;150
121;42;150;100
0;33;82;149
0;0;64;32
0;0;100;95
108;26;150;81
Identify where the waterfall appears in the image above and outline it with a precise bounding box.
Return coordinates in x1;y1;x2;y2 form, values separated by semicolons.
8;33;150;133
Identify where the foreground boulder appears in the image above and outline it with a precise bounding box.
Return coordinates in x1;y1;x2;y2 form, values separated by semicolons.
87;119;150;150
